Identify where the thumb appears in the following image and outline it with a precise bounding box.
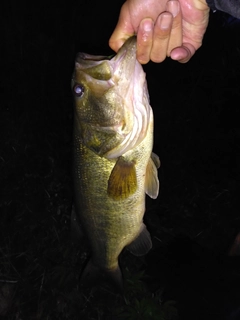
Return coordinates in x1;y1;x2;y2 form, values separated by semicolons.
109;4;135;52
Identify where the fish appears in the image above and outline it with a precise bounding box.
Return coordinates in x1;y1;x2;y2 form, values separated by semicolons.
71;36;160;291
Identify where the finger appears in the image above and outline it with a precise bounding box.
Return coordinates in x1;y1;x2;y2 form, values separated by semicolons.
109;3;134;52
150;12;173;63
136;18;154;64
170;44;196;63
166;0;182;55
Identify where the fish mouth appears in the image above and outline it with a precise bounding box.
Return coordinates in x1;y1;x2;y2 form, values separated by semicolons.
74;37;137;81
75;36;136;62
76;52;114;62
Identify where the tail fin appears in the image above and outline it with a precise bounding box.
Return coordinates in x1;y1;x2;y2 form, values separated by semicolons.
80;259;123;293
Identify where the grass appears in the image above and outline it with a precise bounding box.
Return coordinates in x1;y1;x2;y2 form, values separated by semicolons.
1;5;240;320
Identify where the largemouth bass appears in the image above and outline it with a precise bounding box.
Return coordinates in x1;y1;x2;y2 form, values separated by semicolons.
71;36;160;290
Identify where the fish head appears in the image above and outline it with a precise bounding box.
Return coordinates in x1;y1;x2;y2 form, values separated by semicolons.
72;36;151;158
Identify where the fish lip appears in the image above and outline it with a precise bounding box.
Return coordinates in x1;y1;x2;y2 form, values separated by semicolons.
108;36;137;81
112;36;137;64
117;36;137;56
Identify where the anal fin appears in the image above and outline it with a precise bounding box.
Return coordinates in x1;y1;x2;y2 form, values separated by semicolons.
126;224;152;256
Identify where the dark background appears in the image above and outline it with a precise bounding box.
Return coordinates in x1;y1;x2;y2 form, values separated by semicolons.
1;1;240;319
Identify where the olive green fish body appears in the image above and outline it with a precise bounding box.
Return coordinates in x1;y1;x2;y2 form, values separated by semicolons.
72;37;159;288
73;111;154;270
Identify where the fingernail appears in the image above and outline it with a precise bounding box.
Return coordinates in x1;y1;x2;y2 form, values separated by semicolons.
142;18;154;32
159;13;172;30
167;0;180;18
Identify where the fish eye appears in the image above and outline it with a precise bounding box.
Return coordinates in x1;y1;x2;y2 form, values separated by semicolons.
73;84;84;97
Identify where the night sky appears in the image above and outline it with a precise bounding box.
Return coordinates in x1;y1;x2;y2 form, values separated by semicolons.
1;1;240;319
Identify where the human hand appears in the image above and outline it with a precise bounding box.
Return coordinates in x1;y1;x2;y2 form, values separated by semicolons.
110;0;210;64
109;0;183;64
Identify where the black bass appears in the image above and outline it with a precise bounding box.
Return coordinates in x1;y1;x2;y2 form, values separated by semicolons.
71;36;160;290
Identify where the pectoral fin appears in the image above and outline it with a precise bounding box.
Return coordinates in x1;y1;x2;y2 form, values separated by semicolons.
145;153;160;199
151;152;161;169
126;224;152;256
107;156;137;200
